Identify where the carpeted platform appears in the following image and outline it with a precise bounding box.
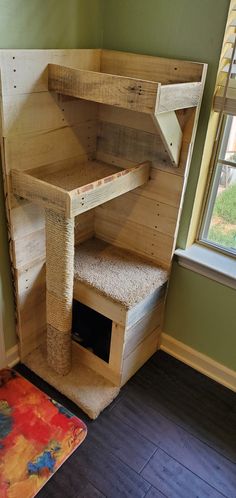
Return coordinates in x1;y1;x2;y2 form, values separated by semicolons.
74;238;168;309
24;343;120;420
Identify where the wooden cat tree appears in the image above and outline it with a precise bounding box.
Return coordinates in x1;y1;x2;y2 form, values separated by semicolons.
0;49;207;418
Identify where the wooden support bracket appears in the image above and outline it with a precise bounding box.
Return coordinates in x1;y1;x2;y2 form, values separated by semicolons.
152;110;183;167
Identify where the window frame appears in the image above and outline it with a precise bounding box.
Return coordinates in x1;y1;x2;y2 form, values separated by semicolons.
198;113;236;258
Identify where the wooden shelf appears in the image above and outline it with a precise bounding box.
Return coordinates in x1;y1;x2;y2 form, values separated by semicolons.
48;64;204;166
11;159;150;217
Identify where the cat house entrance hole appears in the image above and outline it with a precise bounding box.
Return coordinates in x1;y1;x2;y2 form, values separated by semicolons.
72;300;112;363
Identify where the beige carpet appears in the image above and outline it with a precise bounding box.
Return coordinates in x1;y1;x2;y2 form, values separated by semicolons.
24;343;120;419
74;238;168;309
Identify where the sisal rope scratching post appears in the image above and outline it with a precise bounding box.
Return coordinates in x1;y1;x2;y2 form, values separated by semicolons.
45;209;74;375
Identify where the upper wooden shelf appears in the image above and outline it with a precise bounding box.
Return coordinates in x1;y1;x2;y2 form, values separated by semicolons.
11;159;150;218
48;64;204;167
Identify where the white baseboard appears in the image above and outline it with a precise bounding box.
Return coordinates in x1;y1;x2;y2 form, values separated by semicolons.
161;333;236;392
6;344;20;368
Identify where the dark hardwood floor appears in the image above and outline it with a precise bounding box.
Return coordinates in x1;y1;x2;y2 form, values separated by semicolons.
16;351;236;498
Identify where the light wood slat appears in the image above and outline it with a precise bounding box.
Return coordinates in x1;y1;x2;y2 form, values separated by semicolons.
157;82;203;113
73;280;127;325
10;203;45;240
73;341;121;385
4;122;97;173
12;160;150;218
101;50;204;84
124;300;164;358
70;161;150;217
121;328;161;386
109;323;126;376
12;169;69;215
99;105;156;134
153;111;183;166
126;287;166;328
20;329;46;359
16;259;45;307
0;49;101;96
95;193;179;237
96;149;185;177
12;228;45;269
142;166;184;207
95;213;174;268
97;121;170;168
74;210;95;245
1;94;98;137
49;64;159;114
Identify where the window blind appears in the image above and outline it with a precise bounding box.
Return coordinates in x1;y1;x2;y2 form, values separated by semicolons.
214;1;236;114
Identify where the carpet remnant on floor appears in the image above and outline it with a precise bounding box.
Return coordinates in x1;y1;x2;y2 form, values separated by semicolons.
24;343;120;420
0;368;87;498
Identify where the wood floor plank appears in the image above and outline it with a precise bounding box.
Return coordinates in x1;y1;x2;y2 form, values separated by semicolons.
153;351;236;410
110;392;236;497
38;465;105;498
16;352;236;498
141;448;225;498
145;487;167;498
127;355;236;462
88;411;156;472
68;436;151;498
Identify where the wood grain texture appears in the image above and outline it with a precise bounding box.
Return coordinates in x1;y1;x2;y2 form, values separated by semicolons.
73;340;121;386
121;328;160;386
95;195;179;237
5;122;97;173
0;49;101;360
12;160;150;218
141;448;225;498
0;49;101;96
157;82;203;113
0;48;206;367
95;212;174;267
49;64;159;114
1;94;98;137
153;111;183;166
101;50;204;84
16;349;234;498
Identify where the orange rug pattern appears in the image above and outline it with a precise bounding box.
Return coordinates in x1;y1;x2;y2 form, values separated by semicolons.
0;369;87;498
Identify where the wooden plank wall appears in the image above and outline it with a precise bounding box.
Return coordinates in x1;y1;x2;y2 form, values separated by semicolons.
0;49;206;360
0;49;100;357
95;51;206;268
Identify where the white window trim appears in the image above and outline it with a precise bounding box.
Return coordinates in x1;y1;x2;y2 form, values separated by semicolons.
175;243;236;289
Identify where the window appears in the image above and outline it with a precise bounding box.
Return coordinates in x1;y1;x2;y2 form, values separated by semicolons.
199;1;236;257
200;115;236;255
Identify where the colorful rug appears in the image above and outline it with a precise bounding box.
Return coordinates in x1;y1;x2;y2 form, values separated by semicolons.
0;368;87;498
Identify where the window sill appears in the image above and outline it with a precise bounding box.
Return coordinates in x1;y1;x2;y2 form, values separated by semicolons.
175;244;236;290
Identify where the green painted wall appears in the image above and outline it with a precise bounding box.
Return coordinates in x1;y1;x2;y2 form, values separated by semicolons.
0;0;103;350
164;263;236;370
102;0;236;371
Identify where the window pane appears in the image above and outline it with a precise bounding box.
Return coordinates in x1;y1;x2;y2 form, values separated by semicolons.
219;115;236;164
204;164;236;252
